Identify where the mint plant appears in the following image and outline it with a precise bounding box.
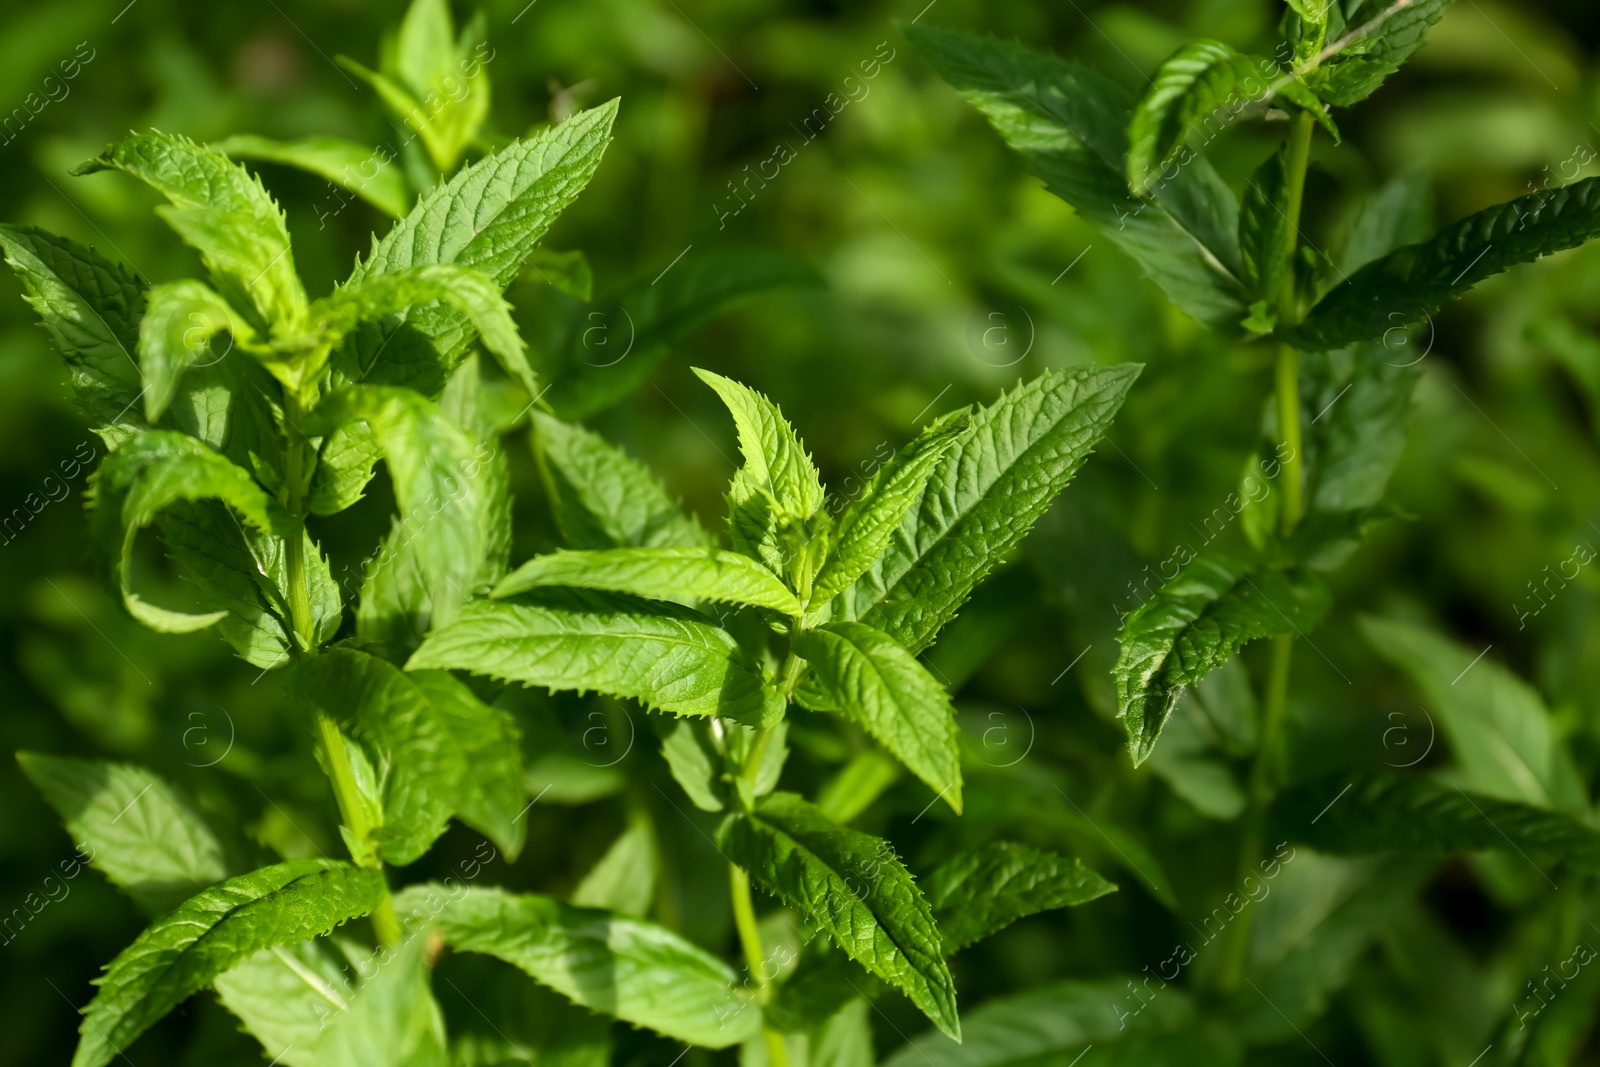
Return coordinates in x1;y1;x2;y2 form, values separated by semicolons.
2;9;1143;1059
911;0;1600;998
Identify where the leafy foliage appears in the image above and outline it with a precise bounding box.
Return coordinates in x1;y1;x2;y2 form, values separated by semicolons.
1114;556;1330;764
17;753;229;914
73;861;384;1067
12;0;1597;1062
394;885;760;1048
720;791;959;1039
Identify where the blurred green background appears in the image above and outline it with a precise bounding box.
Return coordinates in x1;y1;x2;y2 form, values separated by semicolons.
6;0;1600;1063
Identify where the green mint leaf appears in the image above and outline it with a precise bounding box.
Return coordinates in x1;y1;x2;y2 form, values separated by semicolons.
1238;856;1430;1047
1286;0;1332;27
794;622;963;815
339;100;617;390
546;249;823;419
718;791;959;1040
213;135;411;219
345;0;490;173
844;365;1139;655
310;386;497;649
495;547;802;615
654;718;730;812
1272;774;1600;870
137;279;249;422
309;933;450;1067
1306;0;1455;108
570;813;658;917
922;842;1115;952
1334;170;1434;277
1360;616;1586;809
1126;40;1335;196
0;224;146;429
315;263;536;397
17;753;230;915
810;998;873;1067
298;646;526;864
1238;144;1291;305
393;884;760;1048
1115;556;1331;765
408;596;780;726
907;25;1247;332
87;429;283;635
72;130;307;333
162;495;341;666
694;367;826;526
881;977;1199;1067
524;247;594;301
809;414;968;611
1294;176;1600;350
1303;346;1419;514
71;861;384;1067
531;411;713;550
212;939;355;1067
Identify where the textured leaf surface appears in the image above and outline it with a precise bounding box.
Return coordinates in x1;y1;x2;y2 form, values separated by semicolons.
923;842;1115;952
1127;40;1333;195
811;415;967;609
844;365;1139;654
495;547;801;614
1271;774;1600;870
316;263;535;396
908;26;1247;331
74;131;306;331
338;101;616;384
17;753;229;915
1307;0;1455;107
1238;145;1291;304
408;596;778;725
719;792;959;1039
72;861;383;1067
0;224;145;427
86;429;285;635
313;386;496;649
310;934;449;1067
532;411;712;550
213;939;353;1067
795;622;962;814
696;368;825;523
298;646;525;864
137;279;245;421
655;718;730;812
1115;556;1330;765
213;134;410;218
1360;616;1584;809
1295;175;1600;350
881;977;1198;1067
394;884;758;1047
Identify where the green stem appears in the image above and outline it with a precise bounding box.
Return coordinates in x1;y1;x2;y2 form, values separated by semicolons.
1274;109;1313;536
730;863;790;1067
1218;110;1316;994
316;709;402;948
282;391;316;651
1275;346;1304;534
